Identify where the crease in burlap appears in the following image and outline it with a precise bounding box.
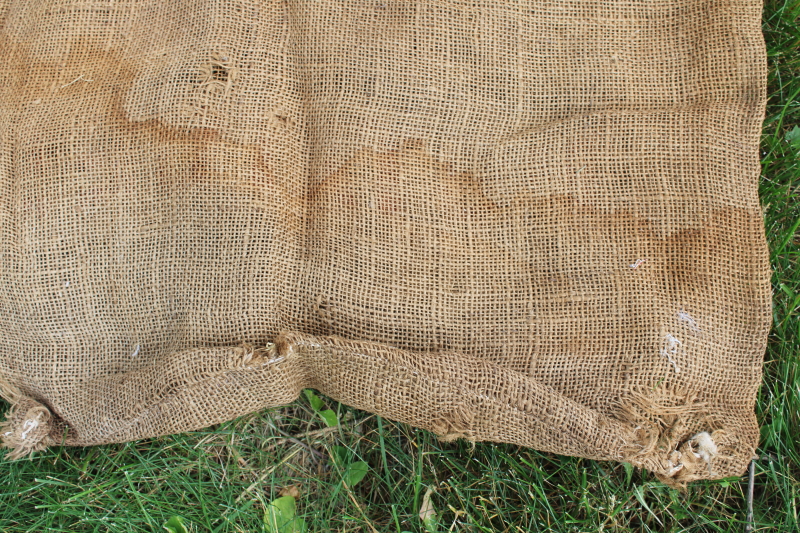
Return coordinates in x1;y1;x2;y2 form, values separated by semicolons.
0;0;769;485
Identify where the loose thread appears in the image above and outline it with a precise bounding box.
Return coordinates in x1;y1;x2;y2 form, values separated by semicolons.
59;74;93;89
629;258;647;269
677;310;701;332
660;333;682;373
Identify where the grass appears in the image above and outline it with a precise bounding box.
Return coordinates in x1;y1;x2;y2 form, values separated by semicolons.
1;2;799;531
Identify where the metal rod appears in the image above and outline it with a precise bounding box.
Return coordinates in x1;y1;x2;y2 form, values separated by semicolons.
744;459;755;533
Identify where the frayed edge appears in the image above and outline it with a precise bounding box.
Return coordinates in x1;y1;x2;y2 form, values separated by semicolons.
432;403;475;442
616;388;733;487
1;399;55;460
229;343;279;369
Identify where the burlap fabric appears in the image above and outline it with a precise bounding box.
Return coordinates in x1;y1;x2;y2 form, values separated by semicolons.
0;0;769;485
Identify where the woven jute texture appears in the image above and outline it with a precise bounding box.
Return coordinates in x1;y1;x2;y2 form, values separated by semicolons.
0;0;769;485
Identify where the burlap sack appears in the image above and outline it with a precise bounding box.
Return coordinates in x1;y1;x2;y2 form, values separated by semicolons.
0;0;769;485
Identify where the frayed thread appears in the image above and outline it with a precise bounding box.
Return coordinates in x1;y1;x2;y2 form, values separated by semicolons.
677;310;701;332
660;334;682;373
629;258;647;269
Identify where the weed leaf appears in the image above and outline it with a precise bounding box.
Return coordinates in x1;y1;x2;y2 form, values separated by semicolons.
303;389;324;411
343;461;369;487
623;461;633;485
163;516;189;533
265;496;307;533
785;125;800;149
319;409;339;427
330;445;350;466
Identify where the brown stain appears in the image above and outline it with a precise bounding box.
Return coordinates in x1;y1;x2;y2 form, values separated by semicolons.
0;34;145;106
1;34;234;143
5;34;300;215
526;198;766;295
664;207;763;293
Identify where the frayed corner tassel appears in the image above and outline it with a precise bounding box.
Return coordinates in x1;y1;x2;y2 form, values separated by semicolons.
1;398;55;460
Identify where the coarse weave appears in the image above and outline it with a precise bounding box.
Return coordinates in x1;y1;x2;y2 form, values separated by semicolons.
0;0;770;485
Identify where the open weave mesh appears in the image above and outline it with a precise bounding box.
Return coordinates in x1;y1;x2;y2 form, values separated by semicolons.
0;0;770;485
